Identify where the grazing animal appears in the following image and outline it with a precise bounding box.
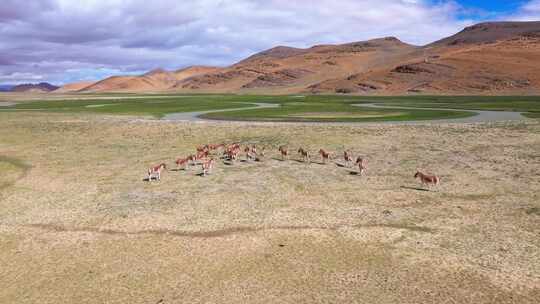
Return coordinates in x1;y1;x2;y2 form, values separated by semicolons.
147;163;166;181
244;146;257;161
298;148;310;163
201;158;215;176
356;157;367;176
319;149;332;164
344;151;354;167
255;147;265;162
244;146;251;160
208;143;225;155
414;171;440;187
195;150;209;162
175;157;190;170
228;143;240;151
278;146;289;160
196;145;209;154
225;146;240;161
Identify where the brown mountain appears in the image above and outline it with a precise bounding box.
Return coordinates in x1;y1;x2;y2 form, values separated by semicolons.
312;22;540;95
12;82;59;93
176;37;417;93
79;66;220;93
61;21;540;95
54;81;96;93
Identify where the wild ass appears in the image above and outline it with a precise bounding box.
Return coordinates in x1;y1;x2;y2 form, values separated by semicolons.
147;163;166;181
344;150;354;167
319;149;332;164
298;148;310;163
356;157;367;176
201;158;216;176
414;171;440;187
279;146;289;160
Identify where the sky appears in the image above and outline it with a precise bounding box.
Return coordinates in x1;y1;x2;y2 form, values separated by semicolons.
0;0;539;85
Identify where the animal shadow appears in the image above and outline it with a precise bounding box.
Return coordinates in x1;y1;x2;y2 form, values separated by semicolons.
335;162;347;168
400;186;430;192
142;177;160;182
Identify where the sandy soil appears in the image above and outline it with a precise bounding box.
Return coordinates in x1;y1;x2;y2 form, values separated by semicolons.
0;112;539;303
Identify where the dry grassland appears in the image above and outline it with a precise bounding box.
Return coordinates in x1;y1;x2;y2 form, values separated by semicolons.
0;111;539;303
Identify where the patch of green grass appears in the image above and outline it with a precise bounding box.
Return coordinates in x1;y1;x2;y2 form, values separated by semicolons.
3;94;540;122
5;95;264;118
523;111;540;119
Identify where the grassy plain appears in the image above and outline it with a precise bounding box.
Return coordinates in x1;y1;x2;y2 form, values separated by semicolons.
6;93;540;121
0;107;539;303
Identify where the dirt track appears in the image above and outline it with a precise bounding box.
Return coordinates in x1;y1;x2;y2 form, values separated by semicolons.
0;111;539;303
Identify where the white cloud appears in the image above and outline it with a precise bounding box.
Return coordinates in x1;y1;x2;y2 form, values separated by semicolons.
0;0;479;84
512;0;540;20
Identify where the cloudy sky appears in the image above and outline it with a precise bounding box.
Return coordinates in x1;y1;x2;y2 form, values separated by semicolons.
1;0;539;85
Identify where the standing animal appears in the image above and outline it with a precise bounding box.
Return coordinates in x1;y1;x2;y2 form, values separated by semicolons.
175;157;190;170
344;150;354;167
147;163;166;181
201;158;215;176
208;143;225;155
244;146;257;161
319;149;332;164
356;157;367;176
195;150;209;162
225;146;240;161
196;145;209;154
279;146;289;160
298;148;310;163
414;171;440;187
255;147;265;162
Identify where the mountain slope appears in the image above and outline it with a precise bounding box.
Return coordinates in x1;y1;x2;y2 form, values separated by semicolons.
309;22;540;95
428;21;540;47
54;81;96;93
79;66;221;93
59;21;540;95
175;37;418;93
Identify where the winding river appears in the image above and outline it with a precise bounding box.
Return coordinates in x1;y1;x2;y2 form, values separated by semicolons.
162;102;528;124
1;100;529;124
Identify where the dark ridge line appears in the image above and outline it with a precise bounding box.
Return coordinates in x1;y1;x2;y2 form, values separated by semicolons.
20;222;434;239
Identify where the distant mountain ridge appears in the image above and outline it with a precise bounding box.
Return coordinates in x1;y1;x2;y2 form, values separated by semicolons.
8;82;59;93
48;21;540;95
0;84;14;92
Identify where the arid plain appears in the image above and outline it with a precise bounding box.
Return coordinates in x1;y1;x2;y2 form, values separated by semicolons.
1;107;539;303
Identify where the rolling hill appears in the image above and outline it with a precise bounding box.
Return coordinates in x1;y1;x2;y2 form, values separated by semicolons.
59;21;540;95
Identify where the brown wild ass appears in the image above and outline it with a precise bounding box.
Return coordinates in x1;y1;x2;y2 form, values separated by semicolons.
207;143;225;155
298;148;310;163
244;145;257;161
319;149;332;164
414;171;440;187
279;146;289;160
225;145;240;161
344;150;354;167
201;158;216;176
356;157;366;176
175;157;190;170
147;163;166;181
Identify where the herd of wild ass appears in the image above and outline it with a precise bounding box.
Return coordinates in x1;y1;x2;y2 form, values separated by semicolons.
147;142;440;188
